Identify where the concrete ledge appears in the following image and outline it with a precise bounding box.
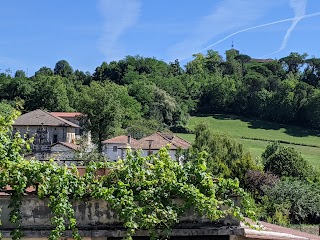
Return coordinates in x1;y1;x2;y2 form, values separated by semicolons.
0;195;240;231
0;227;244;238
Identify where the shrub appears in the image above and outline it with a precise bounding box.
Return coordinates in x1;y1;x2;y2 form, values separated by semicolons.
262;142;314;179
262;179;320;224
245;170;280;200
193;123;260;186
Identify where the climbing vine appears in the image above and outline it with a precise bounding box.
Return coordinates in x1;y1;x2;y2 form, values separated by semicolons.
0;110;257;240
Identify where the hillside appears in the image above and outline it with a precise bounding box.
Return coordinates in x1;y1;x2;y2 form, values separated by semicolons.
177;114;320;167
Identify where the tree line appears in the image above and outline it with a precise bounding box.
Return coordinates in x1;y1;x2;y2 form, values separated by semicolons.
1;49;320;145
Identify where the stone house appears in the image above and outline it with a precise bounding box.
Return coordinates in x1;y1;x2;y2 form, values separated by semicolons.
13;109;84;161
102;132;191;161
50;112;83;136
50;142;80;164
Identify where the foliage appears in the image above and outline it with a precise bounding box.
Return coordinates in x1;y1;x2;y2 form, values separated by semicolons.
261;179;320;224
54;60;74;78
27;75;71;111
3;50;320;135
0;111;256;240
245;170;280;200
73;135;107;164
192;123;260;186
262;142;315;178
77;81;141;151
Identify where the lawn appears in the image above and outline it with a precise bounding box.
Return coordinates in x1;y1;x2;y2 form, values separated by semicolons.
177;114;320;167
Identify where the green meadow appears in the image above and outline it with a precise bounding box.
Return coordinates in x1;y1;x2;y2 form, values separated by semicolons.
177;115;320;168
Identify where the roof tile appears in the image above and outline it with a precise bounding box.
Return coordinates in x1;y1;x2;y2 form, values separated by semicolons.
13;109;79;128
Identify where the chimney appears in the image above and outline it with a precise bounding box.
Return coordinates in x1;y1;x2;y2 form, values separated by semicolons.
127;135;131;144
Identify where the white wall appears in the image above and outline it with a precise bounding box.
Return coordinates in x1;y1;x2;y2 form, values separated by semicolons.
102;143;127;161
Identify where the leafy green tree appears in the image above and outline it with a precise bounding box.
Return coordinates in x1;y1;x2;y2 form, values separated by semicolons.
168;59;183;76
303;90;320;129
14;70;26;78
72;70;92;85
199;73;237;113
205;50;223;72
262;179;320;224
35;66;54;77
27;75;71;111
279;52;308;74
235;54;251;75
262;142;314;178
303;58;320;87
192;123;260;186
0;77;35;104
54;60;74;78
77;81;141;151
226;48;240;62
185;53;206;75
77;81;122;151
149;87;178;127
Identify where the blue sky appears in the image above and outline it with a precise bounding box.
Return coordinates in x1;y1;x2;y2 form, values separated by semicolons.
1;0;320;76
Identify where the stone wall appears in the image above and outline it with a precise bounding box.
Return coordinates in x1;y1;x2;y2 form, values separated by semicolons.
0;195;244;239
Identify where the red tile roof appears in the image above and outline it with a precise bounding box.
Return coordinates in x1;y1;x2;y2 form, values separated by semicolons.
130;132;191;150
50;112;83;118
102;135;138;145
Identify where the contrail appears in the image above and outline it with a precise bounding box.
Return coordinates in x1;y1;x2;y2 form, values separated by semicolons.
263;0;307;57
202;11;320;52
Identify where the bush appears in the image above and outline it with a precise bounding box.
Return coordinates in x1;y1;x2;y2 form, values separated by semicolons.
245;170;279;200
262;179;320;224
262;142;314;179
192;123;260;186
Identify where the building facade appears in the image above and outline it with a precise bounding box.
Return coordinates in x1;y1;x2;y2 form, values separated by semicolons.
102;132;191;161
13;109;82;161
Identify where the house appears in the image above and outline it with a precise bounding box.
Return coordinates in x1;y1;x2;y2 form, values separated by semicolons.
102;132;191;161
102;135;138;161
13;109;87;161
13;109;80;144
50;142;80;165
50;112;83;136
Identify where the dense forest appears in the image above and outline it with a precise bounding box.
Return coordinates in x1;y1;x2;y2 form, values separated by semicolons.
1;49;320;144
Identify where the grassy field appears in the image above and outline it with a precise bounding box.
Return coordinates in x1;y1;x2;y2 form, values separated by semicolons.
177;114;320;167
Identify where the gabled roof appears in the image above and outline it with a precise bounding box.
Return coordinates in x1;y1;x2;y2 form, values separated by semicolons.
130;132;191;150
50;112;83;118
13;109;80;128
102;135;138;145
51;142;80;151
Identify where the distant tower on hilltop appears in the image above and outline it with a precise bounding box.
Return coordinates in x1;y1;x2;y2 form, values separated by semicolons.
226;41;239;62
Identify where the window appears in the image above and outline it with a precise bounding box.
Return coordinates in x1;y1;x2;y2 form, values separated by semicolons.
53;134;58;143
113;146;118;152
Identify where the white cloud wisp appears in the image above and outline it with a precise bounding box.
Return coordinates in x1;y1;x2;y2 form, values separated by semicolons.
264;0;307;56
168;0;281;61
97;0;141;61
202;10;320;52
